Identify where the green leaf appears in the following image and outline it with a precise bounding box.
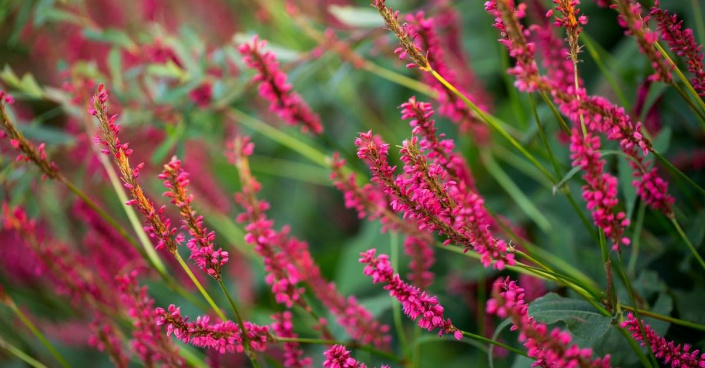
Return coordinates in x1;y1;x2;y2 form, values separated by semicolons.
150;121;185;164
328;5;385;28
81;28;136;49
529;293;611;339
652;126;672;154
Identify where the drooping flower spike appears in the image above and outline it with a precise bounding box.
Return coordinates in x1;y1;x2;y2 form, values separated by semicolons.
239;36;323;135
0;90;59;179
159;156;229;280
622;313;705;368
650;0;705;96
90;84;180;254
486;0;675;219
487;277;612;368
231;136;391;349
155;304;271;355
360;249;462;340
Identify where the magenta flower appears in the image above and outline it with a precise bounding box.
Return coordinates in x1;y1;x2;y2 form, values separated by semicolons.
323;345;389;368
650;1;705;96
406;12;488;137
159;156;229;279
89;318;129;368
155;304;270;354
487;277;612;368
622;313;705;368
360;249;462;340
90;84;180;253
0;90;59;179
569;129;630;249
232;137;391;348
610;0;672;83
239;36;323;134
403;236;435;289
486;0;675;217
271;311;311;368
356;123;514;269
118;272;185;367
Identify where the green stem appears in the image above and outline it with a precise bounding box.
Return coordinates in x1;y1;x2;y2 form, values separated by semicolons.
539;92;571;134
580;33;631;110
0;337;48;368
459;331;527;357
670;217;705;271
363;62;436;97
429;70;555;183
389;231;409;354
652;149;705;197
483;153;551;232
274;337;403;363
529;94;562;178
228;108;329;167
60;177;209;311
627;202;646;277
621;305;705;332
174;253;226;321
614;253;659;368
671;81;705;129
598;229;617;312
655;42;705;115
218;281;259;368
9;301;71;368
95;154;167;273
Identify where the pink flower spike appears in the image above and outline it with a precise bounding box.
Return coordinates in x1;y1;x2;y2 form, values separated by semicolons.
488;277;612;368
622;313;705;368
239;36;323;135
359;249;461;339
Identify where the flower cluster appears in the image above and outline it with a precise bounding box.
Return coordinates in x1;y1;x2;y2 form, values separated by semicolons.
271;311;311;368
155;304;271;354
356;98;514;269
370;0;430;70
159;156;229;279
403;236;435;289
406;12;488;137
90;84;180;253
622;313;705;368
650;1;705;96
486;0;675;218
232;136;391;348
323;345;389;368
487;277;612;368
569;129;630;249
0;90;59;179
610;0;672;83
548;0;587;61
360;249;462;340
239;36;323;134
117;271;185;367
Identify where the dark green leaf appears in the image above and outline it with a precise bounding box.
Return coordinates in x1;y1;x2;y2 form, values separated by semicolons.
529;293;611;339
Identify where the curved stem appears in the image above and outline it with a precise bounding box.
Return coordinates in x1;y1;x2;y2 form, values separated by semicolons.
218;281;259;368
429;69;555;183
0;336;48;368
670;217;705;272
652;150;705;198
620;305;705;332
459;330;527;357
8;301;71;368
174;253;226;321
60;176;209;311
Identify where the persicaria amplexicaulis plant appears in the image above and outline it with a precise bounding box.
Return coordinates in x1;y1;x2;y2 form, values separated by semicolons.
1;1;704;367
